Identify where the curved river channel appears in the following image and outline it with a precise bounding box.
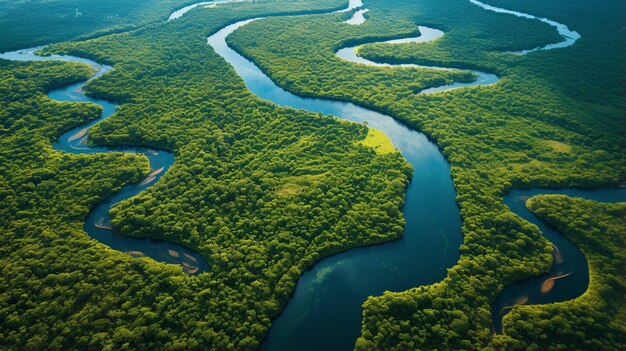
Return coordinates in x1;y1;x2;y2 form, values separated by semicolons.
1;0;620;349
203;0;613;348
0;48;208;275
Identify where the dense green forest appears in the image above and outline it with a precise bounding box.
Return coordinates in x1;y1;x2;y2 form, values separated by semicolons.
1;0;625;349
0;60;151;349
226;0;626;349
1;1;417;349
0;0;191;52
500;195;626;350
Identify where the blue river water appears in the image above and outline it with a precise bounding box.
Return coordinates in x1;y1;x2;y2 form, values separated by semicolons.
493;187;626;333
469;0;580;54
206;6;486;349
205;1;619;349
335;25;500;94
0;48;208;275
0;0;617;349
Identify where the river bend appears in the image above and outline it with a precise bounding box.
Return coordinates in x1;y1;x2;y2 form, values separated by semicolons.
469;0;580;54
204;0;612;348
0;0;611;349
0;48;208;275
335;26;499;94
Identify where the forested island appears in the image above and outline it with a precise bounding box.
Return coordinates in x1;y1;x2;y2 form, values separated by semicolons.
1;0;624;350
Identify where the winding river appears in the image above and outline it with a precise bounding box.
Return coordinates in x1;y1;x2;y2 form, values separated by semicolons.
469;0;581;54
205;0;612;348
335;26;499;94
345;8;369;25
493;188;626;333
0;48;208;275
169;0;250;20
208;7;464;349
0;0;618;349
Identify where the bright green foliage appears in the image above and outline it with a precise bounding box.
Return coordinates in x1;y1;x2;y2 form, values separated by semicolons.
494;195;625;350
0;60;161;350
1;1;413;350
0;0;192;52
226;0;625;349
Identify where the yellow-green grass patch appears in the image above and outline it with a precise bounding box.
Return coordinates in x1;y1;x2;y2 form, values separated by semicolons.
359;128;395;155
544;140;572;153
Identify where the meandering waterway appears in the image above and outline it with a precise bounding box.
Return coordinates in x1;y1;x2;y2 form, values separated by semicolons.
205;1;490;349
1;0;614;349
494;188;626;333
169;0;249;20
335;25;499;94
205;0;615;348
345;8;369;25
469;0;580;54
0;48;208;275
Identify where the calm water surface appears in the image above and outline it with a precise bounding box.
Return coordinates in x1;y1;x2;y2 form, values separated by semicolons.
335;26;500;94
469;0;580;54
494;188;626;332
208;10;476;351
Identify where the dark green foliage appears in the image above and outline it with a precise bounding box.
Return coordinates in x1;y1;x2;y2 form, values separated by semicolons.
0;0;191;52
496;195;625;350
1;1;412;350
225;0;625;349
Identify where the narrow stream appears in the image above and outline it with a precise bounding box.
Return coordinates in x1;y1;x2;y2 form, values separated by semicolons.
335;26;500;94
0;48;208;275
469;0;580;54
